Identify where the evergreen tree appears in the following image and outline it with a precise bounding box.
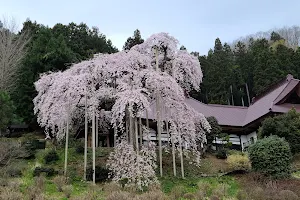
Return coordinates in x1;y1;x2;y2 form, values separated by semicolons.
123;29;144;50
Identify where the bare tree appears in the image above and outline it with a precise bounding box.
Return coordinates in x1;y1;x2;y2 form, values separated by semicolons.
230;25;300;50
0;16;30;93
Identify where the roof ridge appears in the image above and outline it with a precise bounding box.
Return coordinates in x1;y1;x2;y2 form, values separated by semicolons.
188;97;248;109
251;74;292;104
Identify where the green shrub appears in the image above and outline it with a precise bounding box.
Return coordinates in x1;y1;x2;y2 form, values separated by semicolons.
226;154;251;171
33;167;57;177
216;149;227;159
75;145;84;154
44;150;59;164
259;108;300;154
248;135;292;178
86;165;110;183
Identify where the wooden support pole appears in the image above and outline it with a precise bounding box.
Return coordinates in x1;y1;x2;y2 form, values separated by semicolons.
96;117;98;147
135;117;139;152
139;117;142;145
92;110;96;184
84;91;88;180
64;106;69;177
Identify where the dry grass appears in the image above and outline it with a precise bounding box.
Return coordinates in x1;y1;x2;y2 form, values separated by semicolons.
52;175;67;192
235;172;300;199
199;154;230;174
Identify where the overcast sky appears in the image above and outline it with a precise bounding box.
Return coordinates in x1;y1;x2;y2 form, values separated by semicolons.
1;0;300;54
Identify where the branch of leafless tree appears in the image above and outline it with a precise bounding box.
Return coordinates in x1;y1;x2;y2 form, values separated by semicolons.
0;16;31;93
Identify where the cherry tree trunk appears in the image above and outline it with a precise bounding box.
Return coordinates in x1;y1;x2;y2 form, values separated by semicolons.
155;48;163;177
92;111;96;184
114;127;117;147
146;110;149;129
125;112;129;142
84;92;88;180
129;112;134;146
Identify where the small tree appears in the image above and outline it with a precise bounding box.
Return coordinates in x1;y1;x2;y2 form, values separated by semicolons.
259;108;300;154
248;135;292;178
205;116;222;151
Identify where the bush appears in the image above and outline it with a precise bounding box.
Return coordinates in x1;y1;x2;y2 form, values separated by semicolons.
75;145;84;154
53;176;67;192
259;108;300;154
216;149;227;159
0;187;23;200
44;150;59;164
134;191;167;200
6;167;22;177
227;154;251;171
62;185;73;198
106;191;131;200
33;167;57;177
170;185;186;199
86;165;110;183
248;136;292;178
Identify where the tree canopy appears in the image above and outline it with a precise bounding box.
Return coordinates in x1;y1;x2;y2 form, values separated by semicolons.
123;29;144;50
259;109;300;154
11;20;118;125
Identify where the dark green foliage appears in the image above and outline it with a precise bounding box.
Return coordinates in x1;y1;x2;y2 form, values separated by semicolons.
75;145;84;154
270;31;283;42
192;35;300;107
123;29;144;50
44;150;59;164
12;20;118;125
86;166;110;182
216;149;227;159
259;109;300;154
33;167;57;177
0;91;15;132
248;136;292;178
206;116;222;146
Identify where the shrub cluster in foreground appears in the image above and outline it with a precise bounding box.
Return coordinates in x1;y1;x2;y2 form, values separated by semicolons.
248;135;292;178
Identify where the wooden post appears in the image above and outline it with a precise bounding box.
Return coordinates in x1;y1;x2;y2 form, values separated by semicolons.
96;117;98;147
135;118;139;152
179;136;184;179
166;121;170;148
172;134;176;176
139;117;142;145
92;110;96;184
64;105;69;177
84;91;88;180
113;76;117;147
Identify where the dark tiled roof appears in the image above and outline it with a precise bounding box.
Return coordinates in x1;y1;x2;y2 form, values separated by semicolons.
142;74;300;127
